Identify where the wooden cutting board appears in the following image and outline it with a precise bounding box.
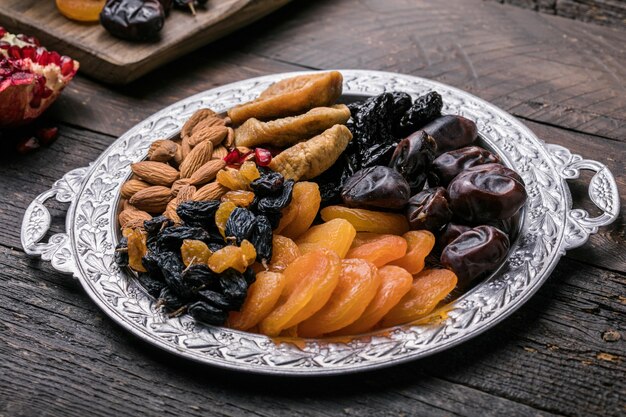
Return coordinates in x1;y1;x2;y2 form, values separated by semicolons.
0;0;290;84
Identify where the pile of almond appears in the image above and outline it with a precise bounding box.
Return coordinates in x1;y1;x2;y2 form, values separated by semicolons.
119;109;233;229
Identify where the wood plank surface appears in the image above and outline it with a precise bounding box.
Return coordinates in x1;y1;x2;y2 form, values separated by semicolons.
0;0;291;84
0;1;624;416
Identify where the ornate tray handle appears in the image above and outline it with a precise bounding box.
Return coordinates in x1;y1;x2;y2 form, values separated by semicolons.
546;144;620;251
21;166;89;275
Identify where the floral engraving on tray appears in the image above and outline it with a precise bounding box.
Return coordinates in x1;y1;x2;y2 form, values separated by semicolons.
26;71;619;374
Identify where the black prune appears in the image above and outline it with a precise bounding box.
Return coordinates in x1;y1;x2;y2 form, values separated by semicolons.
389;130;437;194
157;287;187;310
250;171;285;196
390;92;413;126
181;264;218;290
142;251;164;280
114;237;129;267
406;187;452;232
440;225;510;285
176;200;220;227
144;215;173;237
156;226;216;251
100;0;165;42
398;91;443;136
341;166;411;210
187;301;227;326
447;163;527;223
250;215;273;263
155;251;191;298
255;179;294;214
423;115;478;155
197;289;236;310
429;146;501;187
136;273;165;298
218;269;249;306
225;208;257;244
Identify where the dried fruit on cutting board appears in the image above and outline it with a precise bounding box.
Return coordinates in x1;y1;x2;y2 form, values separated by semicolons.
320;205;410;235
296;218;356;259
0;27;79;127
388;230;435;274
228;271;286;331
277;182;321;238
346;234;407;267
228;71;343;125
269;125;352;181
234;105;351;148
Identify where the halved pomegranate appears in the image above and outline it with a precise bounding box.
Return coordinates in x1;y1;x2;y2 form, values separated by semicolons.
0;27;79;127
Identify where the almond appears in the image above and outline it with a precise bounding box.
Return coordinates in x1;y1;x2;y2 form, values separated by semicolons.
175;184;197;204
212;145;228;160
164;199;182;224
179;140;213;178
189;125;228;147
148;140;178;162
181;108;217;139
121;179;151;199
224;127;235;148
129;185;172;213
118;208;151;228
189;159;226;186
193;182;229;201
171;178;192;197
131;161;179;186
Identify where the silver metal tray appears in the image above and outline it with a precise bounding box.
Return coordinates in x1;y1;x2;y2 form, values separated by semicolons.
21;70;620;375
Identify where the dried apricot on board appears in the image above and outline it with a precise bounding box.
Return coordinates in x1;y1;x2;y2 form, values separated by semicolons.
321;205;410;235
296;218;356;258
333;265;412;335
351;232;385;248
228;271;286;331
345;234;407;267
228;71;343;125
298;259;381;338
127;228;147;272
269;235;301;272
259;249;341;336
181;239;212;267
277;182;321;238
389;230;435;274
381;269;458;328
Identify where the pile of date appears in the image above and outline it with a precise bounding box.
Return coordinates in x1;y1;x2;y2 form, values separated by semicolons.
115;77;528;337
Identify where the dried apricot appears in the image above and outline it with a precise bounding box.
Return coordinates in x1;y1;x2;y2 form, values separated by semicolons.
345;234;407;267
215;201;236;238
298;259;381;338
296;218;356;258
228;271;286;331
381;269;458;327
259;249;341;336
127;228;147;272
221;190;255;207
269;235;301;272
333;265;412;335
350;232;384;248
389;230;435;274
320;205;409;235
180;239;212;267
279;182;321;239
208;245;248;273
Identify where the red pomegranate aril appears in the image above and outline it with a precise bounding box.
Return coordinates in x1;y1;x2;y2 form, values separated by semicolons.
8;45;21;59
60;56;74;76
254;148;272;166
16;136;40;154
21;46;36;60
48;51;61;66
0;27;6;38
34;48;48;65
35;126;59;145
11;72;35;85
0;41;9;50
224;149;242;164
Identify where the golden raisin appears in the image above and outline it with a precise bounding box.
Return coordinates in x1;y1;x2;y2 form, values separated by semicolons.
215;201;237;238
216;168;249;191
180;239;212;267
240;239;257;266
221;190;255;207
127;228;147;273
207;245;248;273
239;161;261;183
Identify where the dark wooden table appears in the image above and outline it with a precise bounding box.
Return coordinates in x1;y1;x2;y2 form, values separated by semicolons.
1;1;624;416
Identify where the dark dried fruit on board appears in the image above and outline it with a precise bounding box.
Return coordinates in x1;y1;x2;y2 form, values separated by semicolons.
100;0;165;41
397;91;443;136
0;27;79;127
341;166;411;210
429;146;501;187
406;187;452;232
389;130;437;194
423;115;478;155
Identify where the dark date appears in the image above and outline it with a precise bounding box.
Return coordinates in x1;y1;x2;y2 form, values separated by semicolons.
429;146;501;187
341;166;411;210
440;225;510;285
100;0;165;41
406;187;452;232
447;163;527;223
389;130;437;194
423;115;478;155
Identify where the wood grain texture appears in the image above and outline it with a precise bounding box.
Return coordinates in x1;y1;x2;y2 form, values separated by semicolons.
0;0;291;84
0;1;625;416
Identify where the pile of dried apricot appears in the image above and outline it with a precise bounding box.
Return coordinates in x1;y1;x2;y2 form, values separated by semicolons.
117;70;527;339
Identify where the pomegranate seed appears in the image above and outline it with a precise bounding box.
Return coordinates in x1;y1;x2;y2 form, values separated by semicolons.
10;71;35;85
8;45;21;59
0;41;9;50
0;67;12;77
35;47;48;65
60;56;74;76
224;149;243;164
0;27;6;38
16;136;40;154
254;148;272;166
35;127;59;145
21;46;35;60
48;51;61;66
